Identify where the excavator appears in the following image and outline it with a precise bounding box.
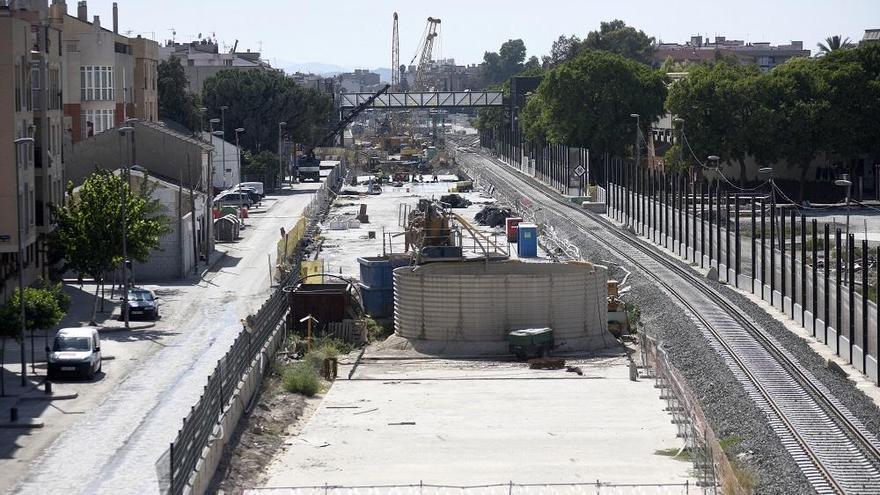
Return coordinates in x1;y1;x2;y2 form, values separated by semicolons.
295;84;390;182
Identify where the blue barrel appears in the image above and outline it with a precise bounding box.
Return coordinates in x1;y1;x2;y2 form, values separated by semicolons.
358;257;392;287
517;223;538;258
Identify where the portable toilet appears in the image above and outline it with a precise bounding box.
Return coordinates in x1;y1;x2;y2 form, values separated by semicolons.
517;223;538;258
505;217;523;243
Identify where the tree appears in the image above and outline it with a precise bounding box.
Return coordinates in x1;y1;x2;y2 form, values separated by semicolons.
547;35;583;67
4;286;65;375
201;70;333;152
158;58;201;131
666;61;767;183
480;39;529;87
816;35;855;56
241;150;280;189
519;50;667;156
761;57;831;199
49;171;169;323
582;20;656;65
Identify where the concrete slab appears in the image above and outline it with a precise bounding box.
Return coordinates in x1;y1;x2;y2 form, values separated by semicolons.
815;318;826;344
828;328;839;354
868;355;878;384
853;346;865;373
259;356;696;490
840;335;852;363
783;296;792;317
773;290;783;311
794;304;803;325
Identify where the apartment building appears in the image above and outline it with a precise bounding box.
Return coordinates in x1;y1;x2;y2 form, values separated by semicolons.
653;35;811;71
160;39;274;95
0;9;34;303
53;0;159;142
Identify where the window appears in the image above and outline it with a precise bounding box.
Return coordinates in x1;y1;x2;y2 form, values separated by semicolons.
80;66;115;101
80;109;115;139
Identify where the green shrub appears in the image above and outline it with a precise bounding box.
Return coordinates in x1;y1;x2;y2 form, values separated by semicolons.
282;362;320;396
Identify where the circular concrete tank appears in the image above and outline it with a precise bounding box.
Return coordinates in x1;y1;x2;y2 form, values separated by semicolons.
393;260;615;351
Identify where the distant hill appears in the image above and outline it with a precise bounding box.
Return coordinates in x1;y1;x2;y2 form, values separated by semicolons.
279;61;391;82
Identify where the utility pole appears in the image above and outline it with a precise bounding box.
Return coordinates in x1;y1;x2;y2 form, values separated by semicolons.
118;126;135;330
14;136;34;386
220;105;228;190
278;121;287;189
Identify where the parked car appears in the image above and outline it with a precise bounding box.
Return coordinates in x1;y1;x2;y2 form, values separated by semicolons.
46;327;102;379
222;187;262;205
232;182;264;195
123;288;160;320
213;191;253;208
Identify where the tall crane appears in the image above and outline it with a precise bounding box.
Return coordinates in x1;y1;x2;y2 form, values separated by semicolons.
411;17;441;91
391;13;400;91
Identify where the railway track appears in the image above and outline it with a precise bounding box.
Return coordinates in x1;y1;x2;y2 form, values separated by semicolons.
458;145;880;495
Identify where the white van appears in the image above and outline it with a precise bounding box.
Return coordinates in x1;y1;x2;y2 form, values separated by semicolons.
47;327;102;379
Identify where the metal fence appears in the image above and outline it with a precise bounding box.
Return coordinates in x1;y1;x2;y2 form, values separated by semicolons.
483;130;879;387
158;163;346;495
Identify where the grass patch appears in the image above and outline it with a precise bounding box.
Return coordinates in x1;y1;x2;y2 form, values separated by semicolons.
717;436;756;493
282;362;321;397
655;447;693;462
365;318;393;342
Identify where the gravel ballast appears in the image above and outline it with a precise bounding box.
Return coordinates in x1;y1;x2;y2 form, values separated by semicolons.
465;151;819;494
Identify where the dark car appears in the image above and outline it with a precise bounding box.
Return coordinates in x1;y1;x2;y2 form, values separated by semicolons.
123;288;160;320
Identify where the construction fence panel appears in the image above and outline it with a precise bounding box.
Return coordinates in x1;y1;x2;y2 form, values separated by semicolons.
163;161;346;495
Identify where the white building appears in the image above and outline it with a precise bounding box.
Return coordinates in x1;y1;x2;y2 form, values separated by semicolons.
201;131;241;190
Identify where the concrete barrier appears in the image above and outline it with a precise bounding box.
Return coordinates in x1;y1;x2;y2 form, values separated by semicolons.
185;320;287;495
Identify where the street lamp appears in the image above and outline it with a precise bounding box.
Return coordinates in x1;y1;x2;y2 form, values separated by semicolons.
213;130;225;211
278;121;287;188
117;126;135;330
234;127;245;222
835;176;852;279
220;106;229;190
629;114;640;228
13;136;34;386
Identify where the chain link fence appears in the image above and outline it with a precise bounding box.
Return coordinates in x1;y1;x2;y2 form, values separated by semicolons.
156;162;346;495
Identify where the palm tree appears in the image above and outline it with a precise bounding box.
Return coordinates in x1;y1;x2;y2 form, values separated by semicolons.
816;35;854;56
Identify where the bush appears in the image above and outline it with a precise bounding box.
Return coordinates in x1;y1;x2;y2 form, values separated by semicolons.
282;362;320;397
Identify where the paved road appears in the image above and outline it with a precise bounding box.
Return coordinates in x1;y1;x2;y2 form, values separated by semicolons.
7;181;323;495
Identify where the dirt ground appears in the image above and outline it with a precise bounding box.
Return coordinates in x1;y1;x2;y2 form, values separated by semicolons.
208;366;321;494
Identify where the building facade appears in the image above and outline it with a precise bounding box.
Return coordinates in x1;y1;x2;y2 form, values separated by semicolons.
53;0;159;143
653;36;810;71
159;39;274;95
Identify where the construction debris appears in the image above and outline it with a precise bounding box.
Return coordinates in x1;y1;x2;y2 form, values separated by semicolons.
528;357;566;370
439;194;472;208
475;206;514;228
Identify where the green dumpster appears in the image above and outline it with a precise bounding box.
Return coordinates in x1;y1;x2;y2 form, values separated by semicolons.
508;328;554;360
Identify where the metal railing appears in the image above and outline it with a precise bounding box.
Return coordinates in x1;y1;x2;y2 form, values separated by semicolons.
158;162;346;495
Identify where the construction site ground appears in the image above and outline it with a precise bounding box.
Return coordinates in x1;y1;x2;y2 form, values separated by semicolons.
317;174;546;280
250;352;698;493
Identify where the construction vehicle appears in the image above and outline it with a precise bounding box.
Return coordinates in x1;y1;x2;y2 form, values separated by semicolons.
296;84;391;182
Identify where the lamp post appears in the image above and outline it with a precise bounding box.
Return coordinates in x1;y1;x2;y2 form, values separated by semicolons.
629;114;640;228
278;121;287;189
835;176;852;281
235;127;245;221
220;106;229;190
117;126;135;330
14;136;34;386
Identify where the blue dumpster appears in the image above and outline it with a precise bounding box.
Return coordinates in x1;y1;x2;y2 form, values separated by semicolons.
517;223;538;258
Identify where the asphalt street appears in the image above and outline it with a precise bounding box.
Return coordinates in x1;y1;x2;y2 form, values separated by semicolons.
4;180;323;494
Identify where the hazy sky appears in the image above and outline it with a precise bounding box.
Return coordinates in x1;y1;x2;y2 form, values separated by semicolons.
87;0;878;70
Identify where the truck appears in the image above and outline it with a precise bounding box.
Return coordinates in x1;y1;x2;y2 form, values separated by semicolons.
296;150;323;182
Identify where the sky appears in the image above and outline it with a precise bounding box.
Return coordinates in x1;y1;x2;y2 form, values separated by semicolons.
85;0;878;71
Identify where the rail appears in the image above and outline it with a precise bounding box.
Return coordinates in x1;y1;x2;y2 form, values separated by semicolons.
463;146;880;494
